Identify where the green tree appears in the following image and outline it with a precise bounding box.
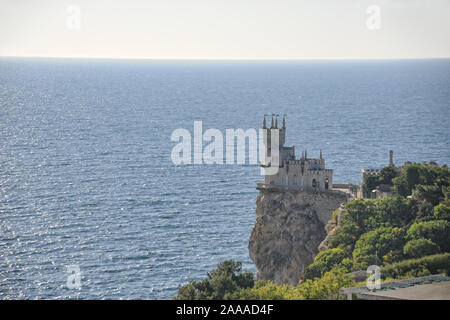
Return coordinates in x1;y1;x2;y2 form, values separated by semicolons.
175;260;254;300
393;163;449;198
413;184;443;206
364;175;380;197
229;281;302;300
366;197;413;229
298;268;353;300
353;227;406;265
393;164;421;197
403;239;440;259
434;203;450;221
407;220;450;252
379;165;399;185
303;248;347;280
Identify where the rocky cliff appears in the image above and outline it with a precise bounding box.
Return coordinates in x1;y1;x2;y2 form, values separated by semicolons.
248;190;347;286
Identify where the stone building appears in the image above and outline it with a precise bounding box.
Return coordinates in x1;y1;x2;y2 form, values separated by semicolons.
360;150;396;199
257;115;334;192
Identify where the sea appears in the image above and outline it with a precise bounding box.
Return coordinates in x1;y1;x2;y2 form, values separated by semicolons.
0;58;449;299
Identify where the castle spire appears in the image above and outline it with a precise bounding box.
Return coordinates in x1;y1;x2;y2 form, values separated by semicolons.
282;115;286;129
270;114;274;128
305;150;307;159
275;115;278;129
320;149;323;160
263;115;267;129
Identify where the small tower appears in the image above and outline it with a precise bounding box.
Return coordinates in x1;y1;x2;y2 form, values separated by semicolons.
389;150;394;166
262;114;286;162
279;114;286;147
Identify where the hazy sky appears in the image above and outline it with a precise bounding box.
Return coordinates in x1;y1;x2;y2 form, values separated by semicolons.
1;0;449;59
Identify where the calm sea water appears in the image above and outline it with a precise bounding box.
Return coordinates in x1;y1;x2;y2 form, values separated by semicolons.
0;58;449;299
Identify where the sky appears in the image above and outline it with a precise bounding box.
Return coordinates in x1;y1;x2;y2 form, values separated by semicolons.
1;0;449;60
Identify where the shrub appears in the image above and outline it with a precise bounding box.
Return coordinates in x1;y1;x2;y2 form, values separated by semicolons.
229;281;302;300
175;260;254;300
353;227;406;264
381;253;450;279
434;203;450;221
403;239;440;259
407;220;450;252
298;268;353;300
303;248;347;280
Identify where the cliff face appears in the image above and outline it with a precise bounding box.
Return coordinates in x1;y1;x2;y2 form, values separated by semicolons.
248;190;347;286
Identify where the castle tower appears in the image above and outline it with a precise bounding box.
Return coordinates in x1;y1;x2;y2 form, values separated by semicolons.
262;114;286;161
279;115;286;147
389;150;394;166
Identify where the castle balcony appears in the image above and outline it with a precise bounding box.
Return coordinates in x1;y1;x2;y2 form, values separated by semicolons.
256;181;350;197
306;168;333;174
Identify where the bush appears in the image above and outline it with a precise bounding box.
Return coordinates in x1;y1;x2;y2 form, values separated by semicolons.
229;281;302;300
434;203;450;221
175;260;254;300
403;239;440;259
393;164;449;198
303;248;347;280
232;268;354;300
298;268;353;300
381;253;450;279
413;185;443;206
353;227;406;264
366;197;413;229
407;220;450;252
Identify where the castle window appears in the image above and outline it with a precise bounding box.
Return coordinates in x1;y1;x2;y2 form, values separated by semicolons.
325;177;329;190
312;179;317;188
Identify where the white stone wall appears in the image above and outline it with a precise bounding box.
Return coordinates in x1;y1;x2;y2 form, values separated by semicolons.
264;159;333;191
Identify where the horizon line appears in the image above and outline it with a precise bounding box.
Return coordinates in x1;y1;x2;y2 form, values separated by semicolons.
1;55;450;62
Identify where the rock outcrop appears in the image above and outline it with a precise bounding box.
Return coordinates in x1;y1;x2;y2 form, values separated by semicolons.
318;204;346;252
249;190;347;286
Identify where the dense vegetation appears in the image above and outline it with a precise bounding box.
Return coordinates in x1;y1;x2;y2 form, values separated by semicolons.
176;163;450;300
175;260;352;300
305;163;450;280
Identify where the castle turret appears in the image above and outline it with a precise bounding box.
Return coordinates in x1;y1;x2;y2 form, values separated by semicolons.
262;114;286;164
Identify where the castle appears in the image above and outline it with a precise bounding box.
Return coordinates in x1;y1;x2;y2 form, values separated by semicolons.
257;114;334;192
